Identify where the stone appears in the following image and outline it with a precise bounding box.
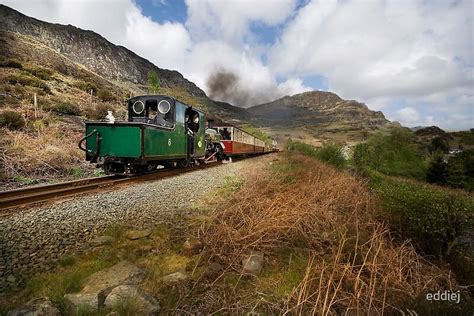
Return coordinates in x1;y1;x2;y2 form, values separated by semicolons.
7;275;16;283
162;272;188;284
82;261;145;294
182;238;203;256
7;297;60;316
104;285;160;315
242;251;264;275
90;236;115;247
64;293;99;312
126;229;152;240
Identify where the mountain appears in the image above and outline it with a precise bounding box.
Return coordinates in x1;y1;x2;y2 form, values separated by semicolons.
247;91;396;143
0;4;396;146
0;4;204;97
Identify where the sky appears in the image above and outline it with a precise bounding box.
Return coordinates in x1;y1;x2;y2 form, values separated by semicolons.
1;0;473;131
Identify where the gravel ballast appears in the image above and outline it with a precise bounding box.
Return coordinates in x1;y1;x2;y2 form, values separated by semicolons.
0;157;265;294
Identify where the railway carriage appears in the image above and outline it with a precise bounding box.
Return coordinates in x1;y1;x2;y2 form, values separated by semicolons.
79;95;206;174
214;125;270;157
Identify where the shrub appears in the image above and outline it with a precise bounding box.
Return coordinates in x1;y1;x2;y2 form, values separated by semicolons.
352;128;427;179
288;140;346;168
27;67;53;81
73;80;98;93
6;74;51;94
369;172;474;283
427;150;474;191
0;110;25;130
97;89;115;102
45;102;81;116
86;103;110;120
0;58;23;69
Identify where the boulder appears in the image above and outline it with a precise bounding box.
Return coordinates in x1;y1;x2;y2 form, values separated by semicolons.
90;236;115;247
82;261;145;294
126;229;151;240
162;272;188;284
64;292;99;313
7;297;60;316
242;251;264;275
104;285;160;315
64;261;145;309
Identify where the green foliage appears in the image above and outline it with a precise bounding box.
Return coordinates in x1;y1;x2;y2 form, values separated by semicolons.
242;124;271;143
0;110;25;130
26;67;53;81
45;102;81;116
0;58;23;69
427;150;474;191
13;175;38;185
6;74;51;94
288;140;346;169
429;136;449;154
73;80;98;93
369;172;474;283
97;88;115;102
70;167;86;177
352;128;427;179
59;256;76;267
147;70;160;94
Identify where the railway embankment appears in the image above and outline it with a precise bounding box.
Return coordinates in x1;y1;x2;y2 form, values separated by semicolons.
0;156;261;297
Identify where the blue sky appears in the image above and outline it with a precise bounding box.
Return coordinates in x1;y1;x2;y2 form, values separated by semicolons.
2;0;472;130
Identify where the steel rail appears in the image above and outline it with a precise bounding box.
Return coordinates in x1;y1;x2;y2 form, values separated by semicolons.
0;159;230;212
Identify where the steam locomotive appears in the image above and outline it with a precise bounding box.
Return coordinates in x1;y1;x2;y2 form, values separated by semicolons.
79;95;273;174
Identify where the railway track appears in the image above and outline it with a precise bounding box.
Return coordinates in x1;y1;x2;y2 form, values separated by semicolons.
0;160;229;212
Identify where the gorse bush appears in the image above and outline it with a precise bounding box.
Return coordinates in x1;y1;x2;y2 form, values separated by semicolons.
0;110;25;130
352;128;427;179
288;140;346;168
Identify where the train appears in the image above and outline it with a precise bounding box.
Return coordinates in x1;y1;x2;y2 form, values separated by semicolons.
79;95;275;174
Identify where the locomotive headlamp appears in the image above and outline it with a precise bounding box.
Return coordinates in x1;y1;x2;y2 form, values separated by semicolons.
158;100;171;115
132;100;145;115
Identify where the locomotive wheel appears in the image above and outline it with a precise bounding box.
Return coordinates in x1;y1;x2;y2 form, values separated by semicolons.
178;158;190;168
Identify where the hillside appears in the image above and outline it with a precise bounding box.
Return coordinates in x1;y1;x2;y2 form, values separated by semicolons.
248;91;398;144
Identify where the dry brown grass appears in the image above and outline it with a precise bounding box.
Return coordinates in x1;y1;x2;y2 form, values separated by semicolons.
192;153;459;314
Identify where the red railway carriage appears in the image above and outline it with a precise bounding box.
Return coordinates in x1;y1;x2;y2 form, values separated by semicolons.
214;125;268;156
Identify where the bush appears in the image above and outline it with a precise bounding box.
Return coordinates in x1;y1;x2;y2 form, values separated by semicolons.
97;89;115;102
0;110;25;130
6;74;51;94
27;67;53;81
352;128;427;179
427;150;474;191
369;172;474;283
288;140;346;168
73;80;98;93
86;103;110;120
0;58;23;69
45;102;81;116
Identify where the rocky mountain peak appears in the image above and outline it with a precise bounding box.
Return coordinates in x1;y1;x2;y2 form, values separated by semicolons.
0;4;206;97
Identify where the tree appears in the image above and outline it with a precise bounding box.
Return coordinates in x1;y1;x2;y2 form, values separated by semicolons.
147;70;160;94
